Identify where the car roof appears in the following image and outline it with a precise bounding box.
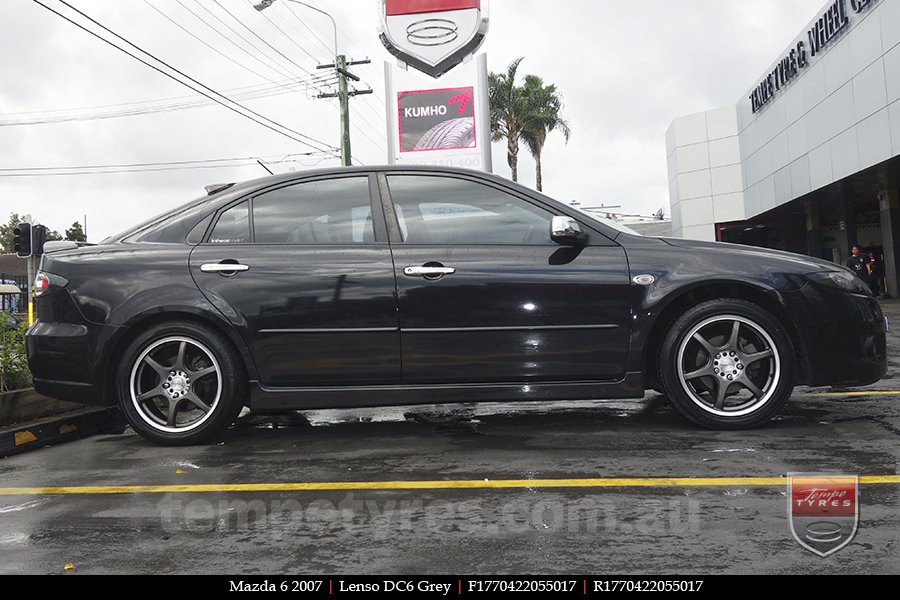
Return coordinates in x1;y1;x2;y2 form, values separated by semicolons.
215;164;515;198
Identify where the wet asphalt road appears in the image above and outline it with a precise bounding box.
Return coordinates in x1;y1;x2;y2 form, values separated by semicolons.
1;305;899;574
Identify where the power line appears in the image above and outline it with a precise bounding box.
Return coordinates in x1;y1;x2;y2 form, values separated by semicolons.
0;163;260;177
1;77;328;116
33;0;338;155
144;0;326;96
0;76;338;126
248;0;328;67
280;0;387;106
238;1;387;150
1;154;290;171
269;0;389;141
0;153;332;177
211;0;319;80
184;0;299;84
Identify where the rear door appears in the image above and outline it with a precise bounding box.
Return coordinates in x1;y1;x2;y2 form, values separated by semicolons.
189;174;400;387
381;173;631;385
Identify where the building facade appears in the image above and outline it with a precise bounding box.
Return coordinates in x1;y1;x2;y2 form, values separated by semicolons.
668;0;900;293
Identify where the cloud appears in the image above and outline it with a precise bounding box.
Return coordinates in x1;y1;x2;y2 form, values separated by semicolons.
0;0;824;238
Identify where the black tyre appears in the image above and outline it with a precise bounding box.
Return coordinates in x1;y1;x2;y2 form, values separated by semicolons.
658;299;794;429
414;117;476;151
117;321;246;445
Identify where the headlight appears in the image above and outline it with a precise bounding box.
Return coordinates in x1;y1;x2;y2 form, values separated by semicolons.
807;271;870;294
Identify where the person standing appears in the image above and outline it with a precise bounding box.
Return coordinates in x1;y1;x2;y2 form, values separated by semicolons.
846;245;871;282
868;250;884;298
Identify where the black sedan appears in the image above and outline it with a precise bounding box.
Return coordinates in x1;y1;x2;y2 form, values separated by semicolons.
26;166;886;445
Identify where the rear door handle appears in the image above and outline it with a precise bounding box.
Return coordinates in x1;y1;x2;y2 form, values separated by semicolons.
200;263;250;273
403;266;456;277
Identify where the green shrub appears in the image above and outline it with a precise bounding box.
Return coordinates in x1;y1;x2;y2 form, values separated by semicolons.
0;321;31;392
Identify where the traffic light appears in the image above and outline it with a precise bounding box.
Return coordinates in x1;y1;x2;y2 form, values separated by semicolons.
13;222;31;257
32;224;47;257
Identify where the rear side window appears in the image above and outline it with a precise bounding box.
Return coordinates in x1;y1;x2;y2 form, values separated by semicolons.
209;201;250;244
252;177;374;244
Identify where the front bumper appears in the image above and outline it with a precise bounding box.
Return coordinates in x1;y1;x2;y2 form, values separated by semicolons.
786;283;887;387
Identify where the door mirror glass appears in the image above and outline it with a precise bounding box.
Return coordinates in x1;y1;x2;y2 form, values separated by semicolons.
551;216;586;246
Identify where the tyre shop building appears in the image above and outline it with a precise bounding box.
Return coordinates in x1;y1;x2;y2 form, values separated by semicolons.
667;0;900;294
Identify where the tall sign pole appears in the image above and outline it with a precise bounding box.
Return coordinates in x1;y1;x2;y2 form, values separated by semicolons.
379;0;492;172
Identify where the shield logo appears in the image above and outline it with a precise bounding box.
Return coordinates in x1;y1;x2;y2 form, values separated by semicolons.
788;474;859;557
379;0;489;78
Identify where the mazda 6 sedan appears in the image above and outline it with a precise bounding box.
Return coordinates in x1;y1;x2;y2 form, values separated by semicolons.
26;166;886;445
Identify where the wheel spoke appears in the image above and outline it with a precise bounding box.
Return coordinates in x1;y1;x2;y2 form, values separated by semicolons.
183;391;211;413
136;386;165;403
714;378;730;410
691;332;717;357
684;366;713;381
189;366;217;381
740;379;765;400
166;398;183;428
727;320;741;349
743;349;774;366
174;341;187;371
143;355;171;378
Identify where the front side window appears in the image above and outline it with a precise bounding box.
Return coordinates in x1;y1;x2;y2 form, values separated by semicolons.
386;175;553;245
252;177;374;244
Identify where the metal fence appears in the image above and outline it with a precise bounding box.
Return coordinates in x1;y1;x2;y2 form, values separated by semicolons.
0;273;28;314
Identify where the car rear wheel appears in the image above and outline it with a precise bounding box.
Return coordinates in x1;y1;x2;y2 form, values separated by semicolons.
117;321;246;445
659;299;794;429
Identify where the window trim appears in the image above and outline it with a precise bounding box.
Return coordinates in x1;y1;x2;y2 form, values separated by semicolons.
201;173;387;246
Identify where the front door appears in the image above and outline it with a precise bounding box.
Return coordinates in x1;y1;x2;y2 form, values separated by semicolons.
382;173;631;385
190;175;400;387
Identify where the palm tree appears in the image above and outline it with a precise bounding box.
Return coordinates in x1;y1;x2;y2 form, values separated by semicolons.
520;75;571;192
488;57;528;182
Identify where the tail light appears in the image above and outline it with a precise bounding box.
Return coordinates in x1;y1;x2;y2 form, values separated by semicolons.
34;271;68;297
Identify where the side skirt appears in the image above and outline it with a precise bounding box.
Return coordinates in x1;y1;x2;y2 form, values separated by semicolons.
249;372;645;412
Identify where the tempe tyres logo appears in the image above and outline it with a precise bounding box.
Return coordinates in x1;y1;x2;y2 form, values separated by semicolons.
379;0;489;78
788;474;859;557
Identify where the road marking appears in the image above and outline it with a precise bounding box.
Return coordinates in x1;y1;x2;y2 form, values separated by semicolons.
0;475;898;496
799;390;900;397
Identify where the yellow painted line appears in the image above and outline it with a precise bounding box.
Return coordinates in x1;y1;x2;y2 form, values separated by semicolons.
799;390;900;397
0;475;898;496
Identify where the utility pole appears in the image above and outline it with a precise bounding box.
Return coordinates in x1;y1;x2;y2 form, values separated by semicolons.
317;56;373;166
252;1;374;167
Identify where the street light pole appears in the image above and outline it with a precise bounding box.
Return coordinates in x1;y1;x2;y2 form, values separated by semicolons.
254;0;353;166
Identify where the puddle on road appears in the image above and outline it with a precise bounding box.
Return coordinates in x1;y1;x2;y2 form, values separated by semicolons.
241;398;654;429
0;498;49;514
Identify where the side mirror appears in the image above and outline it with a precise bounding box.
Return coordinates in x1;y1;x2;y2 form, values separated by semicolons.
551;216;586;246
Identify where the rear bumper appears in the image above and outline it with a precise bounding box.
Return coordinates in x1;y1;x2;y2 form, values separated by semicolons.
31;378;105;405
786;285;887;387
26;319;120;406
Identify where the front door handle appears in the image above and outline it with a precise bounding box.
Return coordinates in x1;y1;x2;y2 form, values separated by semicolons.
200;262;250;273
403;266;456;277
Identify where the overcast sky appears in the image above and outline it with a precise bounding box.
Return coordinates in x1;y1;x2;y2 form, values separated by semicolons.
1;0;826;241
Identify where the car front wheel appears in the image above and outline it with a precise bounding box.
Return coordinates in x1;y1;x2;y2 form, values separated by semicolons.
659;299;794;429
117;321;246;445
